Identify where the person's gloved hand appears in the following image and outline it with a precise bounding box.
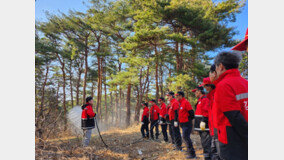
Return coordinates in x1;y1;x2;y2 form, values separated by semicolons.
159;120;163;125
141;122;144;125
174;121;178;127
200;121;206;131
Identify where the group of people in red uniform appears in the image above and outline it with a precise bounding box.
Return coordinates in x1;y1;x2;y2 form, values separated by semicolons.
140;51;248;160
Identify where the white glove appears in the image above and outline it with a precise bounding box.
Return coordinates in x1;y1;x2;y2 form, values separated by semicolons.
174;121;178;127
159;120;163;125
200;121;206;131
141;122;144;125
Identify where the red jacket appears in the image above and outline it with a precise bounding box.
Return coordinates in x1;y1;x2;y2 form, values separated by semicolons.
150;105;160;121
178;97;193;123
168;98;179;121
195;95;209;117
213;69;248;145
141;106;149;122
81;103;95;119
159;103;167;118
207;89;215;136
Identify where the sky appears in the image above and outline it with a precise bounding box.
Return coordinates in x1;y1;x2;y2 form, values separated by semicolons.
35;0;248;56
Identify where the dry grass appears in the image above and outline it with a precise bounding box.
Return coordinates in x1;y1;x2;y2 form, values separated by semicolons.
36;124;205;160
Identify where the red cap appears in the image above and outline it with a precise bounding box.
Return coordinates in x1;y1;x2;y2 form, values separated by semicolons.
232;28;248;51
201;77;211;86
192;84;203;92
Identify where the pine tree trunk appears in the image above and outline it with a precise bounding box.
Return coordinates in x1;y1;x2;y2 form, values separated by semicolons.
122;92;125;123
96;56;102;118
115;91;118;123
126;84;131;127
175;42;181;73
91;81;97;108
104;81;107;123
154;46;159;101
55;53;67;130
39;65;49;118
69;60;74;108
118;63;122;123
134;68;143;122
180;41;184;71
103;58;108;123
99;57;103;119
110;91;113;123
56;80;60;110
119;88;122;123
159;64;164;98
91;82;94;98
61;64;67;131
76;61;83;106
82;37;89;104
145;66;150;101
134;87;140;122
96;56;100;113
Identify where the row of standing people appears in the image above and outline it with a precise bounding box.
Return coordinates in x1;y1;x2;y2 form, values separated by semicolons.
140;91;202;159
141;51;248;160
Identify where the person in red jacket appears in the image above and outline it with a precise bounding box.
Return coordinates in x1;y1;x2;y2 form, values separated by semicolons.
166;91;182;151
176;91;196;159
81;96;96;147
192;86;211;160
149;99;160;140
213;51;248;160
158;97;168;142
202;75;221;160
140;102;149;139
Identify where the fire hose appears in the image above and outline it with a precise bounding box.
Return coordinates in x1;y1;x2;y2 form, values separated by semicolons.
94;117;109;148
122;120;161;147
93;119;161;148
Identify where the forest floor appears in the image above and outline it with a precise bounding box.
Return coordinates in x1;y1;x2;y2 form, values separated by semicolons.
36;124;206;160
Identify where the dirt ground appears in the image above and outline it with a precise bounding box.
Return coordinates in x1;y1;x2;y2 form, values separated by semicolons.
36;125;206;160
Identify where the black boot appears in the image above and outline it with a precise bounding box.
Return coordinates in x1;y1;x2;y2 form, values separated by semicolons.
186;153;196;159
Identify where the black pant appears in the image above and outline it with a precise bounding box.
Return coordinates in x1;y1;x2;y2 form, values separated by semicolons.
161;124;168;142
169;123;175;144
181;122;196;156
141;123;149;138
170;120;182;149
150;120;159;139
211;136;222;160
199;131;212;160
